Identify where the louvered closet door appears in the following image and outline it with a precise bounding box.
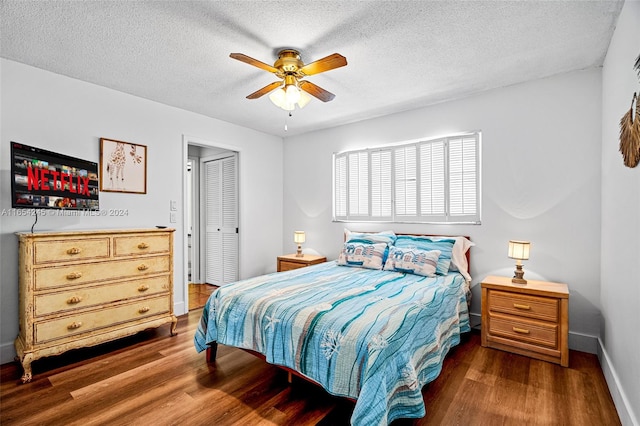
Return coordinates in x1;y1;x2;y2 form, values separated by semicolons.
204;154;238;286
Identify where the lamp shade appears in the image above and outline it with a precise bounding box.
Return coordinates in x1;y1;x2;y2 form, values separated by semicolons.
508;240;530;260
294;231;306;244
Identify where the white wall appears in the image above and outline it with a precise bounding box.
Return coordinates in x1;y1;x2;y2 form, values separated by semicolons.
283;68;603;350
600;1;640;424
0;59;284;364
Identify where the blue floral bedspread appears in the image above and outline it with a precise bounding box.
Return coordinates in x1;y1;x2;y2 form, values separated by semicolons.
194;261;470;425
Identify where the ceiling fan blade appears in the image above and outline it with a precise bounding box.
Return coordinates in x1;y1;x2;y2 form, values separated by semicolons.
230;53;278;73
299;53;347;76
299;80;336;102
246;81;283;99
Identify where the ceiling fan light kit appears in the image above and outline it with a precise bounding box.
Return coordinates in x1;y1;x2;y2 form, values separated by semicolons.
230;49;347;111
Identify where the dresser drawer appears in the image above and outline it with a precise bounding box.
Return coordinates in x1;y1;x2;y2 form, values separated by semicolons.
34;255;171;290
488;314;558;349
33;237;110;264
488;290;558;322
34;276;170;317
34;295;171;344
114;234;171;257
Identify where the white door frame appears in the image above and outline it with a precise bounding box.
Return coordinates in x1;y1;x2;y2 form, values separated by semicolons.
181;135;241;314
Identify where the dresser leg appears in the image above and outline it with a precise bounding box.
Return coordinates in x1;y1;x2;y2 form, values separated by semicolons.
170;315;178;336
18;353;34;384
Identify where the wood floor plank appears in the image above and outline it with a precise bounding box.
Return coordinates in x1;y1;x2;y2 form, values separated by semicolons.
0;311;621;426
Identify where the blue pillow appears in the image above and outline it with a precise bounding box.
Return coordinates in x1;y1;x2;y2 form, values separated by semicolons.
394;236;455;275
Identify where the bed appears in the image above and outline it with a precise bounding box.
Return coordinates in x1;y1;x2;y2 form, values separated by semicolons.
194;232;473;425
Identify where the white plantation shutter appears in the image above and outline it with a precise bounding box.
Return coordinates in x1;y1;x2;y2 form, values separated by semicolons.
419;141;446;218
348;151;369;216
334;155;347;218
333;132;480;223
448;135;478;220
370;150;392;219
394;145;417;218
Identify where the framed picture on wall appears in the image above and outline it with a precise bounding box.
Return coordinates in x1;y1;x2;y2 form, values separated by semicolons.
99;138;147;194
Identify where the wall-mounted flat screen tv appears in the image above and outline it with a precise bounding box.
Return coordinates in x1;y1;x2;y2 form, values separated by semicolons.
11;142;99;210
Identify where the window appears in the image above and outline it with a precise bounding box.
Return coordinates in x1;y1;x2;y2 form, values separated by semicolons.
333;132;480;223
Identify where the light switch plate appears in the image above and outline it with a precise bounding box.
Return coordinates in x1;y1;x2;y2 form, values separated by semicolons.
170;200;177;211
169;212;177;223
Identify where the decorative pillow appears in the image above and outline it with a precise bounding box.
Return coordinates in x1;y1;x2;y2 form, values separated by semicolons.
344;229;397;246
394;236;455;275
383;247;441;277
337;241;387;270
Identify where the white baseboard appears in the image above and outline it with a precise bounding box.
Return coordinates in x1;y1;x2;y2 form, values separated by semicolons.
1;341;16;365
568;330;598;354
598;338;639;426
174;301;187;317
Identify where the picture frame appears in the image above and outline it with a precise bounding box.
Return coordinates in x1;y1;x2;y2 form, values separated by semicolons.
99;138;147;194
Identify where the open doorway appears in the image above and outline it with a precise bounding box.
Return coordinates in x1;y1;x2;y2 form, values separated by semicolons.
184;141;239;311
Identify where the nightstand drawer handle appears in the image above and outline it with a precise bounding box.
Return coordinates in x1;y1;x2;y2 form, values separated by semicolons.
138;285;150;292
138;242;149;249
512;327;530;334
66;272;83;280
137;264;149;271
66;247;82;255
66;296;82;304
513;303;531;310
67;321;82;330
138;306;150;313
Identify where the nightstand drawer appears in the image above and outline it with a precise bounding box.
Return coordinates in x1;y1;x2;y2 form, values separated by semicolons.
488;290;558;322
279;260;306;272
489;314;558;349
277;254;326;272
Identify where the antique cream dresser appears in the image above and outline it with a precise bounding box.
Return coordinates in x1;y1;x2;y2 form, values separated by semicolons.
15;228;177;382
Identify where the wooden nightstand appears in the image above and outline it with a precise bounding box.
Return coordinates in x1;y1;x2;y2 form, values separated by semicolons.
277;254;326;272
481;275;569;367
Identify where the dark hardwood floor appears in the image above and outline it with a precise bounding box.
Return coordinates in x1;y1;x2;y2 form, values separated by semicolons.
0;308;621;425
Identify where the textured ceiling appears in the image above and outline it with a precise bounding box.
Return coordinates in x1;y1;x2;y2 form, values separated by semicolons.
0;1;624;137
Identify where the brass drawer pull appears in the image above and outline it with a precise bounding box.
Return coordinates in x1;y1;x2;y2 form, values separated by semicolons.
138;306;150;313
138;285;150;292
513;303;531;310
137;264;148;271
67;296;82;304
66;272;83;280
138;242;149;249
66;247;82;255
512;327;530;334
67;321;82;330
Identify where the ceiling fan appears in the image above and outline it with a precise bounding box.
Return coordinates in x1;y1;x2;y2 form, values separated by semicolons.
230;49;347;110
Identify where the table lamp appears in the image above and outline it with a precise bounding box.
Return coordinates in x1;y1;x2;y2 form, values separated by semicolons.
294;231;306;257
508;240;530;284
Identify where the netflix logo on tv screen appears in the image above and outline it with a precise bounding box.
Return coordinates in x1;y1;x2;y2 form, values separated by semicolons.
11;142;99;210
